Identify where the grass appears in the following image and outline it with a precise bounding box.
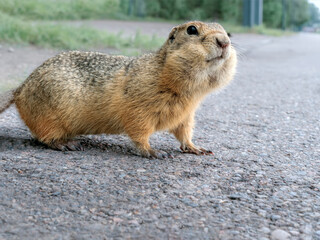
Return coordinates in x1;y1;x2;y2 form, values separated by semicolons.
0;0;176;22
0;0;291;36
0;10;290;55
0;0;290;54
0;0;121;20
0;11;165;52
247;25;292;36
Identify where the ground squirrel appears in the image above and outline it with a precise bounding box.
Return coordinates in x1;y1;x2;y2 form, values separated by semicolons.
0;21;237;158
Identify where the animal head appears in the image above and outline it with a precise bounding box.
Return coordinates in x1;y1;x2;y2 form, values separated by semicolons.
164;21;234;71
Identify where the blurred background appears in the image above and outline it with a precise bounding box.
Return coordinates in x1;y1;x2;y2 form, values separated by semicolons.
0;0;319;51
0;0;319;91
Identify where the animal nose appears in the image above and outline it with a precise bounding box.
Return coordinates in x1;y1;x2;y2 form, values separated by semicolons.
216;38;229;49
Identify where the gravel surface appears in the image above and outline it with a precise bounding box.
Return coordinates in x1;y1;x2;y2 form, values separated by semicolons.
0;21;320;239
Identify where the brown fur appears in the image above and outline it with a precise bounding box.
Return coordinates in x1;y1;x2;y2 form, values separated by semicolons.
0;21;237;158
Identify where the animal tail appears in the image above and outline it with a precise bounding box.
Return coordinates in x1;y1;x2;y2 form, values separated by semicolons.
0;89;16;114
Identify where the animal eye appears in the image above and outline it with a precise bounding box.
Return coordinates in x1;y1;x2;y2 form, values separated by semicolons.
187;25;198;35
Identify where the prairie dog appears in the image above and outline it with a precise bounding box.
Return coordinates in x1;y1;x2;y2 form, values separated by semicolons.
0;21;237;158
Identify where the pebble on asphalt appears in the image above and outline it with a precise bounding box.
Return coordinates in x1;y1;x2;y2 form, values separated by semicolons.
271;229;291;240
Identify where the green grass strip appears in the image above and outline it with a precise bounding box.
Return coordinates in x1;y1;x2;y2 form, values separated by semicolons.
0;0;121;20
0;11;165;51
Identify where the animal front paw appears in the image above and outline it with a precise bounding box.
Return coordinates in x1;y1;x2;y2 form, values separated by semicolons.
180;144;213;156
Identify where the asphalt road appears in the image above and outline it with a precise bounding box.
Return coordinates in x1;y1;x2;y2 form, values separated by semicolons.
0;24;320;239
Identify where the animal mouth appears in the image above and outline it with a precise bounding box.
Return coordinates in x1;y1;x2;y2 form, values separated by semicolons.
206;55;223;62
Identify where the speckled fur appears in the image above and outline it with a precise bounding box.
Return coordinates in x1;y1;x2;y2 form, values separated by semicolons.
0;21;237;158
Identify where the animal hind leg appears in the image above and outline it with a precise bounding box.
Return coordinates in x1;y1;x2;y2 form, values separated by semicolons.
21;112;83;151
46;139;84;151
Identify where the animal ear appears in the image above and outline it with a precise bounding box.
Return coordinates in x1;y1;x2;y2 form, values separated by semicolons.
168;27;178;43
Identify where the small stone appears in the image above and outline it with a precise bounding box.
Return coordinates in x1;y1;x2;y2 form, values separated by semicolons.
137;168;146;173
315;230;320;236
302;224;313;234
112;217;123;223
289;230;299;236
119;173;126;178
228;194;241;200
270;214;281;221
260;227;270;234
259;153;268;157
271;229;291;240
51;191;61;196
156;223;166;230
8;47;15;52
241;152;248;156
128;219;139;225
258;209;267;217
80;209;88;215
